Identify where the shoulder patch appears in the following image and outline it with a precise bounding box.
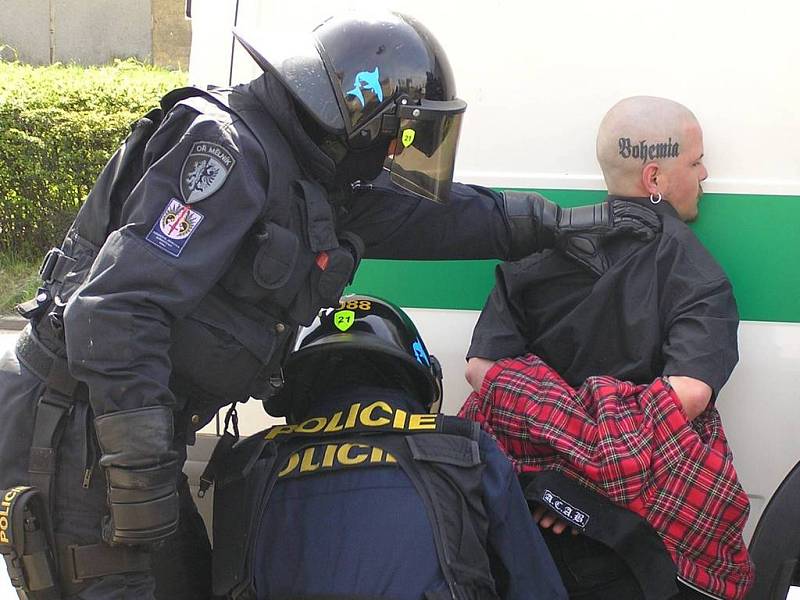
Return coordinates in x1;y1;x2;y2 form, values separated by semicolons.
146;198;204;257
180;141;236;203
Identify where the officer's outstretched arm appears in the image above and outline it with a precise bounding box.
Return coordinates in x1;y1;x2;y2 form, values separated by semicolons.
343;179;659;270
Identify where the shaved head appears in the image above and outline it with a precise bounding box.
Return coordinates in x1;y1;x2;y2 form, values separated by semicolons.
597;96;699;197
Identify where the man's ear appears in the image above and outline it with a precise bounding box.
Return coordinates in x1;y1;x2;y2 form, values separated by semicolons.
642;162;660;195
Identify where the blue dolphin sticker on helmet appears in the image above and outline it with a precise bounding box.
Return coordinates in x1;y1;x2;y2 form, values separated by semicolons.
412;339;430;366
345;67;383;108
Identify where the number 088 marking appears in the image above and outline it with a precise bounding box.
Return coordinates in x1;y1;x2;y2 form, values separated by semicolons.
338;299;372;310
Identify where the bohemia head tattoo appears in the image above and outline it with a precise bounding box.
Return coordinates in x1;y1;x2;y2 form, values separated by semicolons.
618;137;680;162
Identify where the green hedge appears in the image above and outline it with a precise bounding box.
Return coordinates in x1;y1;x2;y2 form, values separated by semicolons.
0;60;187;259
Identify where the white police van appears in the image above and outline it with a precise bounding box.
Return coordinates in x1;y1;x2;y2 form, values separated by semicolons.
183;0;800;597
4;1;798;598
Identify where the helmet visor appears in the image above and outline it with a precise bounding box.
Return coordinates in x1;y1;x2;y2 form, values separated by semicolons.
383;99;466;204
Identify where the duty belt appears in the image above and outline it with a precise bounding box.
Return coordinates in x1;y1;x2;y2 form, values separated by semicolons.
14;326;152;594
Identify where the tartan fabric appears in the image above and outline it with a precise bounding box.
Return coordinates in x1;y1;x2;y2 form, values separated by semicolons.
459;354;754;600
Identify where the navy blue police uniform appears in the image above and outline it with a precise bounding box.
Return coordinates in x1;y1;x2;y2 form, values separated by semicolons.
210;294;567;600
0;13;659;600
251;390;566;600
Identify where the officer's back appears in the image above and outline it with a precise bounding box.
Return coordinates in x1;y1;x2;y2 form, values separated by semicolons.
257;387;452;598
212;295;566;600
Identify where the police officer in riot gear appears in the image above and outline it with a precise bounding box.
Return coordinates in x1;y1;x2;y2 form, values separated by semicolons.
0;11;657;600
211;294;567;600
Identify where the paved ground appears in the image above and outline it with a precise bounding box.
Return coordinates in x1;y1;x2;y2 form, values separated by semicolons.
0;315;24;346
1;314;24;349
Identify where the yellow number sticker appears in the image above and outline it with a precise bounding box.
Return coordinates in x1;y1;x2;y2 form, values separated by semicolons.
401;129;416;148
334;310;355;332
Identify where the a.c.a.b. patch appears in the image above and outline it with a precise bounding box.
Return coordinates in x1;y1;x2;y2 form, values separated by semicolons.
542;489;590;529
180;141;236;203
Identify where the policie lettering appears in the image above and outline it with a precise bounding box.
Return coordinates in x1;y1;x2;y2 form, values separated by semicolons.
278;442;397;479
0;486;27;544
618;137;679;162
265;401;438;441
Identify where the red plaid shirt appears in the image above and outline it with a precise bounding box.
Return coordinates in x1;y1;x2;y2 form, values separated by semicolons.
459;354;753;599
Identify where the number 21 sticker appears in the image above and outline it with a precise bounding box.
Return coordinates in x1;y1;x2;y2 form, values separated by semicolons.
334;310;355;332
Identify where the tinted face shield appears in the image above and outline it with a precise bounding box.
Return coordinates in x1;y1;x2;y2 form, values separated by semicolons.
382;99;466;204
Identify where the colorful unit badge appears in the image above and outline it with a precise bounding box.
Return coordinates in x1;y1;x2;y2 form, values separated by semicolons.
146;198;204;257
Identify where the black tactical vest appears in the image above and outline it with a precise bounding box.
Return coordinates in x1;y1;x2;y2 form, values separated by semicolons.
23;87;362;415
211;407;501;600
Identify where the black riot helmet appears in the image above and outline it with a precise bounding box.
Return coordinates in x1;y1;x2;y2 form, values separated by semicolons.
278;295;443;420
233;11;467;203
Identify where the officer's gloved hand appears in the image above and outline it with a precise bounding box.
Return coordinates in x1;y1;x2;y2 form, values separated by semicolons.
554;199;661;276
93;406;179;546
503;191;661;276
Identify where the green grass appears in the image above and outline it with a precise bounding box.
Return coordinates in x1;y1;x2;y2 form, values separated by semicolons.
0;255;40;315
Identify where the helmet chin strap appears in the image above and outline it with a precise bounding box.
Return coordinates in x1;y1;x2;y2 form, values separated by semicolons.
331;139;392;189
292;96;387;186
318;135;348;165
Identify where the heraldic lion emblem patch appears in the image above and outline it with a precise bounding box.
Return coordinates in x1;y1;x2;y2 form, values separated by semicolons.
180;141;236;203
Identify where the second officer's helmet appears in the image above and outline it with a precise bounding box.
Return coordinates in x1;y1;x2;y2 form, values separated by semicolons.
279;294;443;421
233;12;466;203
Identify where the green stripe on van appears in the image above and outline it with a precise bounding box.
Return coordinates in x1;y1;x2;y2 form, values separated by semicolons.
348;190;800;323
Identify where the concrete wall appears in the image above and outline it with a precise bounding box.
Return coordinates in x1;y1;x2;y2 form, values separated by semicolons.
55;0;152;65
0;0;190;68
153;0;191;70
0;0;51;64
